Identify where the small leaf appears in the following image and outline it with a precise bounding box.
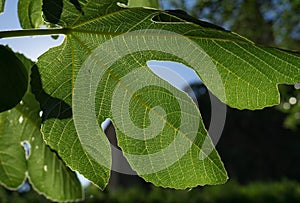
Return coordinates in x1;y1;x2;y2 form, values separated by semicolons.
0;0;5;13
0;45;28;113
18;0;44;29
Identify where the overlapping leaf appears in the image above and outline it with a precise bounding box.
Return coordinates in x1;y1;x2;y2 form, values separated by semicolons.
0;0;5;13
18;0;43;29
0;46;28;112
0;53;83;201
37;0;300;190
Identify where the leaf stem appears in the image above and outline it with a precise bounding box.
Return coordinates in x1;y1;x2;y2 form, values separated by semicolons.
0;28;70;39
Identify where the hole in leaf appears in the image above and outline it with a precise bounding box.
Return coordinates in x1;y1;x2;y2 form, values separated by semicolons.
21;141;31;159
103;120;137;176
147;60;201;90
18;116;24;124
76;172;90;187
101;118;111;131
103;119;119;148
18;181;31;193
147;60;211;127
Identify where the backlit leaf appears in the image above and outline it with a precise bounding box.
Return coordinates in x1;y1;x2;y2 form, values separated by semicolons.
36;0;300;190
18;0;43;29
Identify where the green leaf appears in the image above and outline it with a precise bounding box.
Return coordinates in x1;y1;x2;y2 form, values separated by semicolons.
128;0;161;9
42;0;86;25
38;39;111;189
37;1;300;190
0;54;83;202
0;45;28;113
38;2;227;189
0;0;5;14
18;0;44;29
57;0;126;26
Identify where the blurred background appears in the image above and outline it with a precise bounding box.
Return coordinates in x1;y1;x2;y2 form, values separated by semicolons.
1;0;300;202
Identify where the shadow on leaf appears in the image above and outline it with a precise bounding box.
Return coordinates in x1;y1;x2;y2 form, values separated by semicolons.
0;45;28;113
42;0;63;24
152;9;226;31
42;0;83;24
30;65;72;122
69;0;84;15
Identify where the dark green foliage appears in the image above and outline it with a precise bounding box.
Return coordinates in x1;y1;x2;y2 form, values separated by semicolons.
1;180;300;203
0;45;28;112
42;0;63;24
83;180;300;203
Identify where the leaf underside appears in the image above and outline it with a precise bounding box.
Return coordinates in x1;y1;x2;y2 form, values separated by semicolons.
34;0;300;190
